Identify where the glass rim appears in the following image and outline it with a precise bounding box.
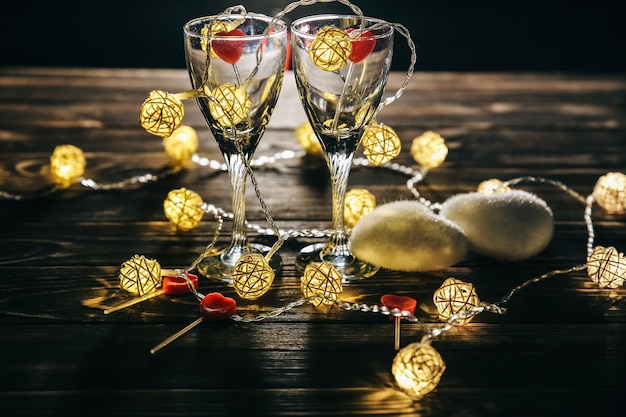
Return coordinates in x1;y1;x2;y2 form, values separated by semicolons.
183;13;288;39
290;14;393;39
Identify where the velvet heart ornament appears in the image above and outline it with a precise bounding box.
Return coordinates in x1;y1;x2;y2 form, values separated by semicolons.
439;190;554;261
199;292;237;321
381;294;417;318
212;29;245;64
347;28;375;63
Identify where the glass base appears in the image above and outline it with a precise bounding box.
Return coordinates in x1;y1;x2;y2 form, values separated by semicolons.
295;242;380;283
195;243;282;283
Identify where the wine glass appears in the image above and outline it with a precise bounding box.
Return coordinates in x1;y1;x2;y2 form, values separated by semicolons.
184;13;288;282
291;14;394;281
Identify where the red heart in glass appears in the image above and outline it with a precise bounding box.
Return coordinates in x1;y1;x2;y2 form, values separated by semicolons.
347;28;376;63
200;292;237;321
162;273;198;296
212;29;245;64
380;294;417;317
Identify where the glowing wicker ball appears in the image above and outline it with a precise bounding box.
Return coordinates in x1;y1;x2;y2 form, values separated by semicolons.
587;245;626;289
410;131;448;168
477;178;511;194
232;253;275;300
392;342;446;399
592;172;626;214
163;187;204;231
49;144;86;184
140;90;185;138
344;188;376;229
362;123;401;166
206;83;252;127
294;121;323;155
163;125;199;163
118;254;162;296
301;262;344;307
309;26;352;72
433;277;481;325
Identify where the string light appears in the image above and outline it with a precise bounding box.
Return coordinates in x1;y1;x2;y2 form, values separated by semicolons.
2;0;624;404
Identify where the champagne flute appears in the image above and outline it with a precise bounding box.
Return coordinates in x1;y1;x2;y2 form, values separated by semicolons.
184;12;287;282
291;14;394;281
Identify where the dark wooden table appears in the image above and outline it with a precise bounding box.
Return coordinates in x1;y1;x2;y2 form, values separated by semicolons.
1;67;625;416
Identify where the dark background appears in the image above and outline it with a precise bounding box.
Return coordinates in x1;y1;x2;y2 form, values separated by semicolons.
0;0;623;72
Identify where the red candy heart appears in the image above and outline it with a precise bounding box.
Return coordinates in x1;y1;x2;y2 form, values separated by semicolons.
199;292;237;321
380;294;417;317
162;273;198;296
212;29;245;64
346;28;376;63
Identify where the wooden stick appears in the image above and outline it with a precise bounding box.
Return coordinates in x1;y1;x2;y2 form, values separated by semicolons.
103;290;164;314
394;317;401;350
150;317;203;355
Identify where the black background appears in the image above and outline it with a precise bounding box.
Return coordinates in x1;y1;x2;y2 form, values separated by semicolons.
0;0;623;72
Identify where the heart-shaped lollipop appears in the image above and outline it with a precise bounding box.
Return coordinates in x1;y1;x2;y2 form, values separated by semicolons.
381;294;417;315
381;294;418;350
212;29;245;64
150;292;237;354
347;28;375;63
200;292;237;321
163;273;199;295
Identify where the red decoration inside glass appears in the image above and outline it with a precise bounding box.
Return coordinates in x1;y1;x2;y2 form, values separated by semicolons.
347;28;376;63
163;273;199;296
380;294;417;318
200;292;237;321
212;29;246;64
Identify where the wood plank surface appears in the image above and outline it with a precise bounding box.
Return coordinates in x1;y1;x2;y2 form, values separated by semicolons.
0;67;625;417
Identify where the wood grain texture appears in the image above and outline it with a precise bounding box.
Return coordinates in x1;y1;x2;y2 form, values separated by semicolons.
0;67;625;417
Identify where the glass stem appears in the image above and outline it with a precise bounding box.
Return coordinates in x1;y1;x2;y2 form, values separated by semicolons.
222;151;250;264
323;151;355;260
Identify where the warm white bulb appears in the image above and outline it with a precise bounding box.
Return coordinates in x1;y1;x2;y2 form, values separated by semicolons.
163;125;199;163
410;131;448;168
392;342;446;399
118;254;162;296
163;188;204;231
49;144;86;184
593;172;626;213
587;245;626;289
433;277;481;325
344;188;376;228
477;178;511;194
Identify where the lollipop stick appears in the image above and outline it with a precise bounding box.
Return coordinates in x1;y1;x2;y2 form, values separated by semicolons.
103;289;164;314
394;317;401;350
150;317;203;355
